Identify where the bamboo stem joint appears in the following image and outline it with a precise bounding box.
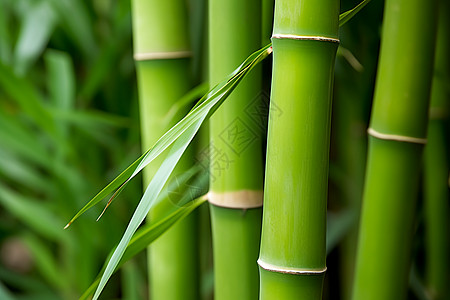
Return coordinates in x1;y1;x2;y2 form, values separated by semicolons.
208;190;263;209
134;51;192;61
271;34;340;44
368;128;427;144
258;259;327;275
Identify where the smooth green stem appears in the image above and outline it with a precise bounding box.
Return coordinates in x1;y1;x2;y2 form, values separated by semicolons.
208;0;263;299
209;206;262;299
353;139;423;299
424;122;450;300
352;0;437;299
424;1;450;297
131;1;199;299
259;0;339;299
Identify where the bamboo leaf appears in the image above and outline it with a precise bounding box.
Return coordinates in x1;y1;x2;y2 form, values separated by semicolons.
162;82;210;127
44;50;75;113
0;0;12;63
65;44;271;228
326;209;358;255
0;282;15;300
337;46;364;72
92;114;204;300
0;62;58;140
81;196;208;300
14;0;57;75
0;149;51;194
21;234;68;290
409;265;433;300
339;0;373;26
0;185;68;242
47;0;97;57
64;153;148;228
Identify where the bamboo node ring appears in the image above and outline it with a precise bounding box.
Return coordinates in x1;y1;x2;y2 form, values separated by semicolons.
271;34;340;44
429;107;448;120
208;190;263;209
258;259;327;275
368;128;427;144
134;51;192;61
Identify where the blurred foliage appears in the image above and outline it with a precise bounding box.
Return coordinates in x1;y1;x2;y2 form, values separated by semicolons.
0;0;146;298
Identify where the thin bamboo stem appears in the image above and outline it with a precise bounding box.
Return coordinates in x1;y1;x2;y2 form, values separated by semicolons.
259;0;339;298
131;1;198;299
351;0;437;299
208;0;263;299
424;1;450;297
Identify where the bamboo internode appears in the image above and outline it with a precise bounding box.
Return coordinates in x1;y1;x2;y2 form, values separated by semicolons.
352;0;437;299
131;1;199;299
208;0;264;299
259;0;339;299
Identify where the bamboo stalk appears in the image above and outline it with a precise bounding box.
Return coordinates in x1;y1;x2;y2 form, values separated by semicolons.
333;14;381;296
131;1;199;299
258;0;339;298
424;1;450;298
208;0;263;299
351;0;437;299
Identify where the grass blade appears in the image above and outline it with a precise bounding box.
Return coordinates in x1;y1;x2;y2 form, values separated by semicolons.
14;1;57;74
91;115;204;300
65;44;272;228
339;0;373;26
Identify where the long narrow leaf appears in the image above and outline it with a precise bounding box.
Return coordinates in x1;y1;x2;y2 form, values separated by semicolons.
92;115;204;300
339;0;373;26
64;153;147;228
79;196;207;300
65;44;272;227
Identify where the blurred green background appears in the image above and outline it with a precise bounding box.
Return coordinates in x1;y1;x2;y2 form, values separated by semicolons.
0;0;147;298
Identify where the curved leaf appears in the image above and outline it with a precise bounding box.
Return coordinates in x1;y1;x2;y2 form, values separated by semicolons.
65;43;272;228
339;0;373;26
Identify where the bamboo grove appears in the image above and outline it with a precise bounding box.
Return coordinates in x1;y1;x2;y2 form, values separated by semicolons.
0;0;448;299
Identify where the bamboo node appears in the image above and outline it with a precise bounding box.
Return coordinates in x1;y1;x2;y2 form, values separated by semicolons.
429;107;448;120
258;259;327;275
208;190;263;209
133;51;192;61
271;34;340;44
367;128;427;144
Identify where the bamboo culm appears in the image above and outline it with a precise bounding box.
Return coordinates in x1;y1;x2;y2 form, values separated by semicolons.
351;0;437;299
258;0;339;299
131;1;199;299
208;0;264;299
424;0;450;297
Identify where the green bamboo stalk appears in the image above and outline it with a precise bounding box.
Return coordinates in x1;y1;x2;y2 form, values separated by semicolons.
262;0;275;45
208;0;263;299
424;1;450;298
351;0;437;299
333;10;381;296
131;1;199;299
258;0;339;298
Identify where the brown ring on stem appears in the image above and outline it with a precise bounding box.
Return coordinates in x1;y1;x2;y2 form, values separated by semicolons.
429;107;449;120
368;128;427;144
208;190;263;209
271;34;340;44
134;51;192;61
258;259;327;275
